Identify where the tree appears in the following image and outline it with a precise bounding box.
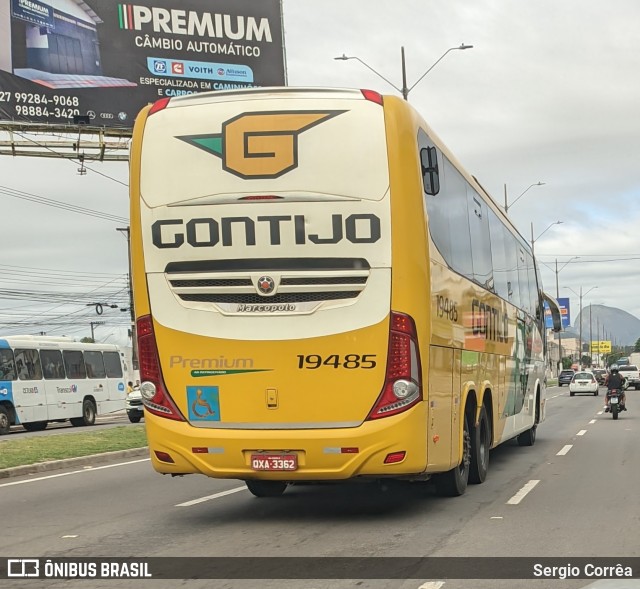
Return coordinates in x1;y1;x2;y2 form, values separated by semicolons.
80;337;94;343
634;337;640;352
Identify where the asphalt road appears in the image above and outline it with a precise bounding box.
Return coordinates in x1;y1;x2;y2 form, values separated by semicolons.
1;386;639;589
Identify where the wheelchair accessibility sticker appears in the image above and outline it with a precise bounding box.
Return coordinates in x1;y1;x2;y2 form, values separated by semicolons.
187;386;220;421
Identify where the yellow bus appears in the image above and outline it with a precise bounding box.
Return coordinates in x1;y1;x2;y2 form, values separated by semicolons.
130;87;562;497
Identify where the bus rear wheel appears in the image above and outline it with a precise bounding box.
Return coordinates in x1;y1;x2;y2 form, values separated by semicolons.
71;400;97;427
435;415;471;497
245;480;288;498
517;425;536;446
469;406;490;484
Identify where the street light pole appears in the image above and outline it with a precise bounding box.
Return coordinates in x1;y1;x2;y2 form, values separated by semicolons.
117;226;137;369
401;46;408;100
504;181;545;214
566;285;598;368
530;220;562;256
335;43;473;101
553;256;578;372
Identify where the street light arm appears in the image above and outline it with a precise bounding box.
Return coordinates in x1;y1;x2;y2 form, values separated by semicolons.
408;44;473;93
508;181;545;210
558;256;580;272
533;220;562;243
334;54;402;93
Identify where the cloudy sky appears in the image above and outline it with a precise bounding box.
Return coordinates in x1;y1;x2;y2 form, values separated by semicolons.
2;0;640;347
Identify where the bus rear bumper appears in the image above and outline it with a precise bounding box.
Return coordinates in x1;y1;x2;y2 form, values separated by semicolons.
144;405;428;481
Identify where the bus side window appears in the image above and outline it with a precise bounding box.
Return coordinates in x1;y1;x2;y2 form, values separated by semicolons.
84;351;106;379
103;351;124;378
41;350;65;380
63;350;87;379
14;349;43;380
0;349;17;381
421;146;440;195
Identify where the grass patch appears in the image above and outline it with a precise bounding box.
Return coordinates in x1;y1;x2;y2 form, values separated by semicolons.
0;426;148;470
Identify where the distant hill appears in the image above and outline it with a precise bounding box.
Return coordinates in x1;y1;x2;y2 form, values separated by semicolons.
571;304;640;347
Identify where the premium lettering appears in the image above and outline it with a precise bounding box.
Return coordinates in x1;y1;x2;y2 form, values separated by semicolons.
169;356;254;369
121;5;272;42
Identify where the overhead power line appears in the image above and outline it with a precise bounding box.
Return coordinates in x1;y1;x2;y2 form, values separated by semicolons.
0;184;128;223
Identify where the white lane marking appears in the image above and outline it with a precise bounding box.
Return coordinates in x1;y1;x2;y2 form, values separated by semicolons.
577;430;587;436
506;479;540;505
418;583;445;589
597;411;603;415
589;419;596;424
176;485;246;507
490;516;503;519
62;535;78;538
557;445;573;456
0;458;150;488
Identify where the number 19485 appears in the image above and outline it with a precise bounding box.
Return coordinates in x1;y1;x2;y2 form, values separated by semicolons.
297;354;377;369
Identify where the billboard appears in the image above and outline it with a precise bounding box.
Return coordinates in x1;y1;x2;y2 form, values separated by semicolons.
590;340;612;353
544;296;570;329
0;0;285;128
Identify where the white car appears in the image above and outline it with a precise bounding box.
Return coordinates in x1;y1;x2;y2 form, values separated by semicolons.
569;371;599;396
125;389;144;423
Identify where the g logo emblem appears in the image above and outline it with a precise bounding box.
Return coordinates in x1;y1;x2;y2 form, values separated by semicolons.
178;110;345;179
256;276;275;295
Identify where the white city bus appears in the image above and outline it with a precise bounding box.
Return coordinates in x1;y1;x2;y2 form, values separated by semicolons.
0;336;127;434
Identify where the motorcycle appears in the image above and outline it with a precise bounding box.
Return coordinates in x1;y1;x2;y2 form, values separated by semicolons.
606;382;627;420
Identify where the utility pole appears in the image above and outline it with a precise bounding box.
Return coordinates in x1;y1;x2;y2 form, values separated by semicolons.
589;303;593;365
117;226;137;369
578;286;583;367
90;321;104;341
556;259;562;372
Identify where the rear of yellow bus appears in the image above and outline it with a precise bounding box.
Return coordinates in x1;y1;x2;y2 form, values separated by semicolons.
130;88;432;495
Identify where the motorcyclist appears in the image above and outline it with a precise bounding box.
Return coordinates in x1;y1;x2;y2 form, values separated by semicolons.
604;365;627;412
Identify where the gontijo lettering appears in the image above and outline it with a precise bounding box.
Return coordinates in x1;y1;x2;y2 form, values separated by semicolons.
152;214;381;248
471;299;508;343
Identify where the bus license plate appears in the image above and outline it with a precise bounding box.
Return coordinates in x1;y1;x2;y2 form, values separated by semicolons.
251;454;297;471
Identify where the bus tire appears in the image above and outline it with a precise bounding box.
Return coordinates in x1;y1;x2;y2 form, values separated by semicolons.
0;405;10;435
71;399;97;427
469;406;490;484
245;480;288;498
23;421;48;432
517;425;536;446
128;414;142;424
435;415;471;497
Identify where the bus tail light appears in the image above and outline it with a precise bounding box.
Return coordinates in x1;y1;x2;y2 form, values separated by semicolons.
137;315;185;421
367;311;422;420
361;89;383;105
148;97;170;116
